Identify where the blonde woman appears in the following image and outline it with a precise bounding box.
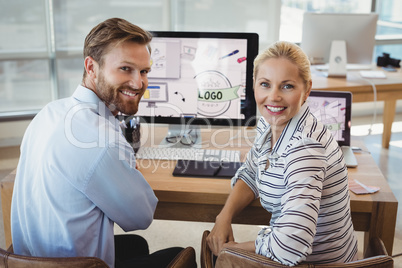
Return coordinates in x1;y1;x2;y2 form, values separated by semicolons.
207;41;358;265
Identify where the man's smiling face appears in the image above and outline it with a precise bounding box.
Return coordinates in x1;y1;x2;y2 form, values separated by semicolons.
94;41;151;116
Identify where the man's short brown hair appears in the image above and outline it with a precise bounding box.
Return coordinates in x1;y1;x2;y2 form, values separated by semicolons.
83;18;152;78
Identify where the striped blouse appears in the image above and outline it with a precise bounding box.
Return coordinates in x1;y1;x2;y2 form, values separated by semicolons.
232;102;358;265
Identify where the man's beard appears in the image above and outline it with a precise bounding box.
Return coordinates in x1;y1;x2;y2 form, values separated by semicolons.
96;72;140;115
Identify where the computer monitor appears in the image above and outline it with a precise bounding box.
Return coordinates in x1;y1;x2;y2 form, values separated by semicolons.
308;90;352;147
134;31;259;147
301;12;378;67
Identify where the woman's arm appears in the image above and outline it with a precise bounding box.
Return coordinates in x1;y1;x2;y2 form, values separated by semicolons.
223;241;255;252
207;179;255;255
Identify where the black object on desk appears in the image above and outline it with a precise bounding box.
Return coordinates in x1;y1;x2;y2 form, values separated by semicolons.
172;160;243;178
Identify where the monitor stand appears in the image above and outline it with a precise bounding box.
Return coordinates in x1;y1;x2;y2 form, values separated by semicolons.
159;124;202;149
327;40;347;77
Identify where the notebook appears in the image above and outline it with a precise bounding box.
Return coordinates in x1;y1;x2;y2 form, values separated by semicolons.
307;91;358;168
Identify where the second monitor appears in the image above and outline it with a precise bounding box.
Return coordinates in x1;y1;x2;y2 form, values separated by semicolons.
301;12;378;76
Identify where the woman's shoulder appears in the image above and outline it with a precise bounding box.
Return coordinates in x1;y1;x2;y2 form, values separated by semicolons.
295;112;339;150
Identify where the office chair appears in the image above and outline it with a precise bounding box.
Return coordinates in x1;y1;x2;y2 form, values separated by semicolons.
1;244;197;268
166;246;197;268
201;230;394;268
0;244;108;268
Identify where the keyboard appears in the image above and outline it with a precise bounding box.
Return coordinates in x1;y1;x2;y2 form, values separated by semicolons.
136;147;241;162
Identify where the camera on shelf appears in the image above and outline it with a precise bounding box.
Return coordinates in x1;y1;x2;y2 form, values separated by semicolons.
377;52;401;68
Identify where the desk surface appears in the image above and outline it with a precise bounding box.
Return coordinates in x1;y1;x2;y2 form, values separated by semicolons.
136;126;398;255
139;126;397;200
312;67;402;97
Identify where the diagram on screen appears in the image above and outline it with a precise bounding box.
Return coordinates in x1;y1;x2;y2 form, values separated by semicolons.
148;40;181;79
137;37;246;120
309;98;346;140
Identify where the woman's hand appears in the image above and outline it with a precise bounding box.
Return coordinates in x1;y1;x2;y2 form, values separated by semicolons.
206;216;234;256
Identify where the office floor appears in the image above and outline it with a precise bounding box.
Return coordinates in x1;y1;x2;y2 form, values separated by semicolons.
1;114;401;267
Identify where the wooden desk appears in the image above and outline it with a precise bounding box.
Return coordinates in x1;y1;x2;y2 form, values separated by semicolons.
1;127;398;256
312;67;402;148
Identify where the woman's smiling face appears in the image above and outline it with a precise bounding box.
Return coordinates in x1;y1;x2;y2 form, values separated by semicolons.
254;57;311;133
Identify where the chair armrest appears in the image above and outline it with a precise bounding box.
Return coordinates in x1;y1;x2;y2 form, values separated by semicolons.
166;247;197;268
215;247;310;268
216;246;393;268
201;230;214;268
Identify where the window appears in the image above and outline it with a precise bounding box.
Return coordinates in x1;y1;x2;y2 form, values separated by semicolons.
53;0;170;99
0;0;171;118
1;0;401;120
169;0;280;49
0;0;52;115
375;0;402;62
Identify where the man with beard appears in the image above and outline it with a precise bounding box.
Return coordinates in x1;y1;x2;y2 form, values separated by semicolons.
11;18;186;268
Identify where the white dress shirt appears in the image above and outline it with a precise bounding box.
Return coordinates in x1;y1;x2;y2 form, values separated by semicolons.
11;85;158;268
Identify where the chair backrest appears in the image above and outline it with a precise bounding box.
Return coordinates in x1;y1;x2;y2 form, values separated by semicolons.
201;230;214;268
216;247;394;268
166;246;197;268
0;246;109;268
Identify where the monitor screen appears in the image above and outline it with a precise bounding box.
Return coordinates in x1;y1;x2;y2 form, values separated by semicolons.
136;31;259;128
307;90;352;147
301;13;378;65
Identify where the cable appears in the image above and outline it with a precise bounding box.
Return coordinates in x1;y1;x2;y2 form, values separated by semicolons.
363;78;377;135
353;73;378;135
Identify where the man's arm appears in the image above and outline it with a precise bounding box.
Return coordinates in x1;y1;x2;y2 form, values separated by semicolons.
85;144;158;231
